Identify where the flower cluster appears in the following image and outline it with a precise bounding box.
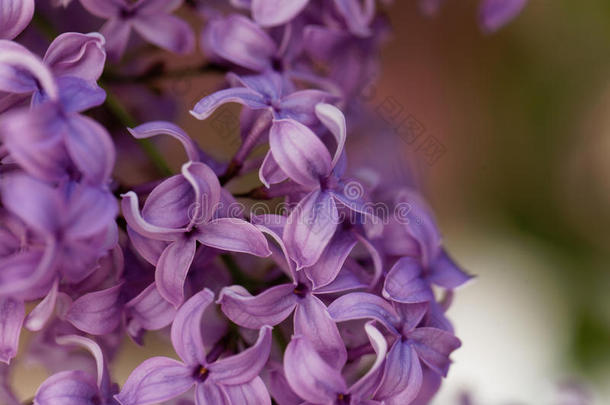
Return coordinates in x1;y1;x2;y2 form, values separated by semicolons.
0;0;526;404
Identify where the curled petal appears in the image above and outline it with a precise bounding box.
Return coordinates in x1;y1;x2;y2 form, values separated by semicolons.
350;323;388;398
223;377;271;405
34;370;99;405
0;0;34;39
209;325;272;385
304;229;357;289
283;335;345;404
0;40;57;99
203;15;276;71
64;283;124;335
283;190;338;269
294;295;347;370
128;121;201;163
375;341;422;401
383;257;433;304
133;14;195;54
24;279;58;332
279;90;339;127
171;288;215;366
0;297;24;364
121;191;186;241
181;161;221;227
251;0;309;27
64;183;118;240
114;357;194;405
43;32;106;81
314;103;346;168
218;284;297;329
196;218;271;257
328;292;400;335
155;239;197;307
258;151;288;188
479;0;528;34
269;118;332;188
190;87;267;121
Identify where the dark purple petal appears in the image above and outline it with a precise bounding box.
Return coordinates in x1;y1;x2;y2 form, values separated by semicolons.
407;327;461;377
375;341;422;401
0;297;24;364
170;288;214;366
223;377;271;405
155;239;197;307
294;295;346;370
55;335;111;394
43;32;106;81
64;283;123;335
283;190;339;269
383;257;433;304
251;0;309;27
269;118;332;187
128;121;201;163
479;0;528;34
114;357;195;405
304;229;357;289
218;284;297;328
283;334;345;404
208;325;272;385
328;292;400;335
34;370;99;405
196;218;271;257
0;0;34;39
203;15;276;71
141;175;193;229
137;0;182;14
133;14;195;54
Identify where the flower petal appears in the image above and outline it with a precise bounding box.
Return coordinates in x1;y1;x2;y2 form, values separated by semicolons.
24;279;58;332
55;335;109;393
375;341;422;401
283;190;338;269
43;32;106;81
0;297;24;364
0;0;34;39
479;0;528;34
283;334;345;404
64;283;124;335
251;0;309;27
114;357;195;405
304;229;357;289
181;161;221;227
195;382;230;405
333;0;375;37
349;323;388;398
155;238;197;307
314;103;346;168
196;217;271;257
208;325;272;385
269;118;332;187
79;0;121;18
125;283;177;341
133;14;195;54
0;40;57;99
64;183;118;240
294;295;346;370
121;191;186;241
100;18;132;61
34;370;99;405
190;87;268;121
328;292;400;335
428;249;472;289
223;377;271;405
218;284;297;329
258;150;288;188
128;121;201;163
383;257;433;304
407;327;461;377
171;288;215;366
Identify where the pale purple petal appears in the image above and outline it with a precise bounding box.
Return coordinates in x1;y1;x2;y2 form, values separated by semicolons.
64;283;123;335
196;218;271;257
278;90;338;127
428;249;472;289
208;325;272;385
125;283;177;339
294;295;346;370
383;257;433;304
333;0;375;37
190;87;268;121
204;15;276;71
349;323;388;398
375;341;422;401
24;279;58;332
258;151;288;188
34;370;99;405
141;175;193;229
328;292;400;334
100;18;132;61
0;40;57;99
0;0;34;39
171;288;214;366
304;229;357;289
218;284;297;328
128;121;201;163
251;0;309;27
181;161;221;227
314;103;346;169
46;76;106;113
127;227;168;266
269;118;332;187
283;335;345;404
133;14;195;54
0;297;24;364
43;32;106;81
64;183;118;240
114;357;195;405
121;191;186;241
283;190;338;269
55;335;109;392
155;239;197;307
479;0;528;34
223;377;271;405
407;327;461;377
195;382;230;405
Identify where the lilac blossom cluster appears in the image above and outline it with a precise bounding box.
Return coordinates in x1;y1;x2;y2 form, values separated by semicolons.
0;0;526;404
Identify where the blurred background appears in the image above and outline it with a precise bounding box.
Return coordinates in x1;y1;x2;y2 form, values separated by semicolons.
373;1;610;403
11;0;610;403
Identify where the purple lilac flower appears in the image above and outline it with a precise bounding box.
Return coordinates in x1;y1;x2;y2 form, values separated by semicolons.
115;289;273;405
79;0;195;60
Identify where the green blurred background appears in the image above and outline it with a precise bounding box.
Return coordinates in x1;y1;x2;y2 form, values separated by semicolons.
375;0;610;402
